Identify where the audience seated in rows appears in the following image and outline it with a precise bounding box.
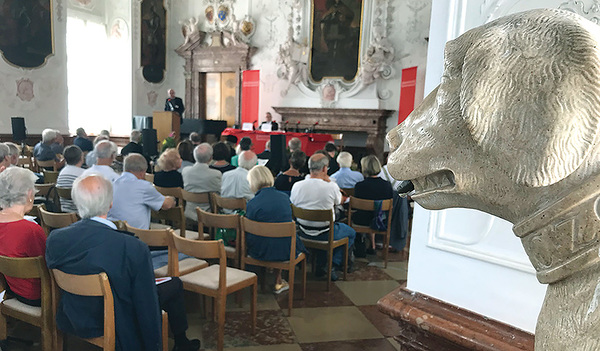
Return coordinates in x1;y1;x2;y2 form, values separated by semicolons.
290;153;356;280
46;175;199;351
121;130;144;156
82;140;119;182
324;143;340;176
108;153;175;229
246;165;307;293
210;142;236;174
331;151;364;189
0;167;46;306
177;140;195;173
274;150;306;194
353;155;393;254
221;150;256;201
231;137;252;167
85;134;109;166
154;148;184;188
57;145;85;212
182;143;221;219
188;132;202;147
73;127;93;152
257;140;271;161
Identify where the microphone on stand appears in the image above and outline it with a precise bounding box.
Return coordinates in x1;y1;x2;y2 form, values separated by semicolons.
309;121;319;133
295;121;301;133
283;121;289;132
252;120;258;130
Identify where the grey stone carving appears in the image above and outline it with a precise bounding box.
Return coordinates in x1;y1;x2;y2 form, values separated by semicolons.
386;9;600;350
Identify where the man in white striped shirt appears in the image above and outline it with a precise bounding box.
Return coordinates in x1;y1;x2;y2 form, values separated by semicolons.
56;145;85;212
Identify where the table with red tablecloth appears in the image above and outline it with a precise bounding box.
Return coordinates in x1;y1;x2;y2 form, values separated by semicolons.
221;128;333;155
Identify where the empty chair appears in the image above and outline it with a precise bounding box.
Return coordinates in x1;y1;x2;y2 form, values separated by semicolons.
170;233;257;351
0;256;56;351
196;208;241;268
124;223;208;277
240;217;306;316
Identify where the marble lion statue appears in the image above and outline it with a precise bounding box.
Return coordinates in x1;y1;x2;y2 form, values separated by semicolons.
387;8;600;350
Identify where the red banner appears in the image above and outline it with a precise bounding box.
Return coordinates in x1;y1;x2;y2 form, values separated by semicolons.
398;66;417;124
241;70;260;126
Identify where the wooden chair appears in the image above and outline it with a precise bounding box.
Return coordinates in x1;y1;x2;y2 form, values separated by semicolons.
347;197;394;268
182;189;213;214
124;223;208;277
240;217;307;316
35;183;55;197
42;170;59;184
0;256;56;351
155;186;185;205
145;173;154;182
51;269;169;351
196;208;241;268
35;159;57;172
55;187;73;213
39;206;78;236
152;186;186;236
170;234;257;351
17;156;33;169
340;187;355;197
291;205;349;291
211;193;247;214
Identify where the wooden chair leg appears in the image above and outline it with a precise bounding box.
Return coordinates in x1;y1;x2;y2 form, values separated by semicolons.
161;311;169;351
41;323;53;351
213;297;218;322
343;242;348;281
0;312;7;340
250;282;257;334
54;330;64;351
217;295;227;351
260;267;266;293
288;267;295;316
301;259;307;300
383;233;389;269
327;248;333;291
235;290;243;308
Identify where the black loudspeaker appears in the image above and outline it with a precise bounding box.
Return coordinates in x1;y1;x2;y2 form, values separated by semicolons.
11;117;26;141
132;116;153;130
142;128;158;157
266;134;287;174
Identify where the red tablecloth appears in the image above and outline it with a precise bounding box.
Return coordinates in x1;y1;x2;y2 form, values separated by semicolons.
221;129;333;155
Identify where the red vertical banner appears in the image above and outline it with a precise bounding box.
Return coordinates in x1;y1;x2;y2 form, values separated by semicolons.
241;70;260;126
398;67;418;124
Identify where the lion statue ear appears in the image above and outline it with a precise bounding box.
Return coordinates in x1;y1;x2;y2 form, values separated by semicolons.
458;10;600;187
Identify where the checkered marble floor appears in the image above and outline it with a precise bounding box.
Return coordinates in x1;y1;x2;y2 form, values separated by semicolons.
2;249;409;351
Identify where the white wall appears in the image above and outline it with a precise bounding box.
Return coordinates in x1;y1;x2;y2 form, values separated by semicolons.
0;3;68;135
408;0;596;333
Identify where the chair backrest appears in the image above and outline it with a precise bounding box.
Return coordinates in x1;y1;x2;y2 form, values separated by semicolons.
17;156;33;169
36;159;56;172
145;173;154;182
211;193;246;213
125;223;177;276
340;188;355;197
43;170;59;184
240;217;296;261
181;189;212;204
35;183;55;197
55;187;72;200
171;232;225;261
196;208;239;231
39;206;78;236
348;197;393;231
155;186;184;204
51;270;115;351
290;204;335;241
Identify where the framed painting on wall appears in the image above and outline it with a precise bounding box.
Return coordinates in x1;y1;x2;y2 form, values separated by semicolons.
310;0;363;82
141;0;166;83
0;0;54;68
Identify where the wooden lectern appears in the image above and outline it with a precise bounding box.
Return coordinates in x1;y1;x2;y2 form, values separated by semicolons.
152;111;180;144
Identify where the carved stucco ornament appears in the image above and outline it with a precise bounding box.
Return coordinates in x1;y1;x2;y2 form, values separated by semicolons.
386;9;600;350
16;79;34;102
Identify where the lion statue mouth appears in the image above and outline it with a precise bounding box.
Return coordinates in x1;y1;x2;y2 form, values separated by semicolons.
406;170;456;198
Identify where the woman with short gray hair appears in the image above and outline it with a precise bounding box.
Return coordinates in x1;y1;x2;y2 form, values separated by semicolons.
0;167;47;306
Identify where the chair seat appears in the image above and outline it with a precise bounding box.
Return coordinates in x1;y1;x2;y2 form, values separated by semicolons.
2;298;42;318
150;222;171;230
300;237;348;248
350;223;386;234
184;231;211;240
154;257;208;277
180;265;256;291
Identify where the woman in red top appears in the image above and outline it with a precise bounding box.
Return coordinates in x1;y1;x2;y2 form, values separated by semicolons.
0;167;47;306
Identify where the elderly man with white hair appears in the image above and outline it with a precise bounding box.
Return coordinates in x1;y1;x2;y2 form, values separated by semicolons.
46;174;200;351
81;140;119;182
33;128;59;161
5;142;20;167
108;153;175;229
182;143;222;219
220;150;257;201
0;143;11;173
331;151;364;189
121;129;144;156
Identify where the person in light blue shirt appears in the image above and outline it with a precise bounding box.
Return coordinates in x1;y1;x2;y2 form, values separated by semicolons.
108;153;175;229
330;151;364;189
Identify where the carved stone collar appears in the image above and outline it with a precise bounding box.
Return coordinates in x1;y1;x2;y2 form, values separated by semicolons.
513;180;600;284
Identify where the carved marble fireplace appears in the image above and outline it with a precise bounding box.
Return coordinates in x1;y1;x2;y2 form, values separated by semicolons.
272;107;394;159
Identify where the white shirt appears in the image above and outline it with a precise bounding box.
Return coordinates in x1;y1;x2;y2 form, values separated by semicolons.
81;164;120;182
290;177;341;236
221;167;254;201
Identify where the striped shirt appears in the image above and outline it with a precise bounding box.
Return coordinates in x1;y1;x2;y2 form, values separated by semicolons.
56;165;85;212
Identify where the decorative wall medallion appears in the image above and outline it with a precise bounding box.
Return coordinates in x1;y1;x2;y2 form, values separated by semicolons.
147;90;158;106
318;80;340;107
16;79;34;102
205;6;215;24
240;15;255;37
0;0;54;68
217;5;230;26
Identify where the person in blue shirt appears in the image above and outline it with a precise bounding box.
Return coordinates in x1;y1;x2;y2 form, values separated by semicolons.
330;151;364;188
73;127;94;152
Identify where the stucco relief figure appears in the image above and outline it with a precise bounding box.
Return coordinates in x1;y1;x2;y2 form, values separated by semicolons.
360;25;394;86
180;17;198;45
386;9;600;350
277;28;309;97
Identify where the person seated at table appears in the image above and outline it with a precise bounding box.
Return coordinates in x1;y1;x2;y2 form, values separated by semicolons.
57;145;85;212
353;155;393;255
274;150;306;195
209;142;236;174
231;137;252;167
245;166;306;294
154;148;184;188
0;167;46;306
331;151;364;189
177;140;195;173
